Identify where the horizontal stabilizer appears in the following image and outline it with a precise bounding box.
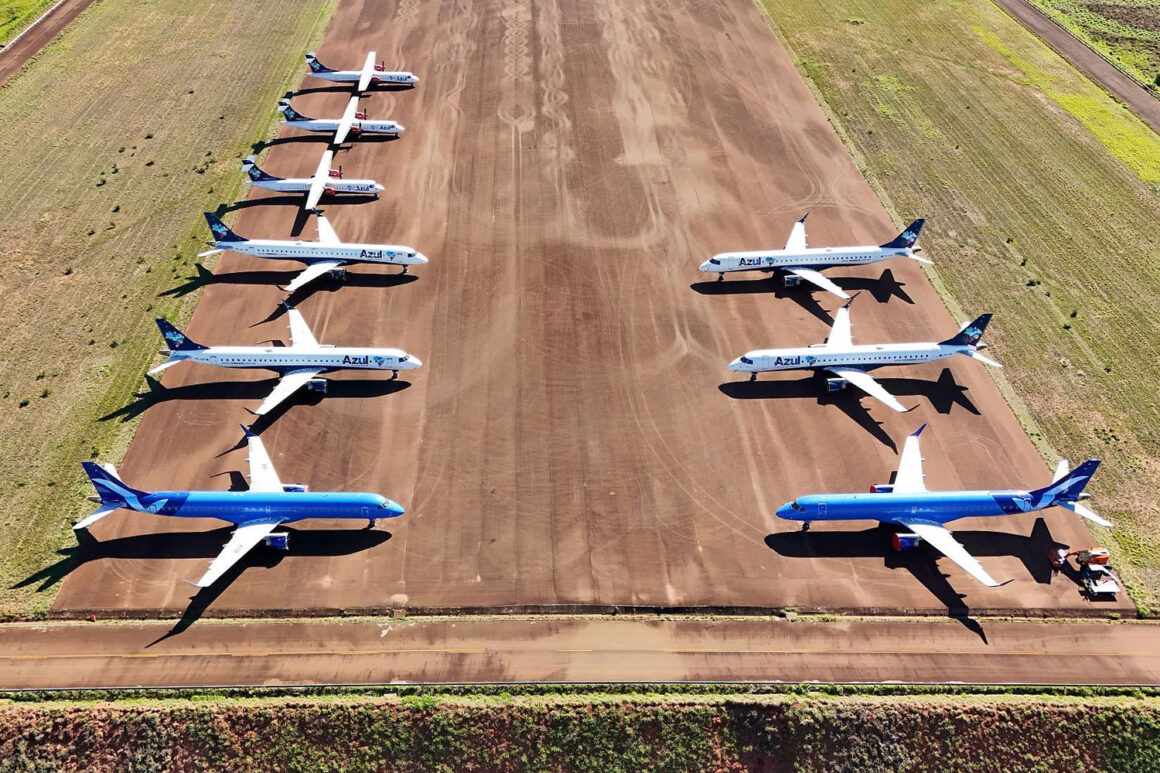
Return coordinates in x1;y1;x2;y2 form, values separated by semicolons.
967;349;1003;368
1061;500;1113;528
73;503;119;531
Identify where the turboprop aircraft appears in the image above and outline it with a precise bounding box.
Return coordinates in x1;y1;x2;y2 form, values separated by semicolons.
279;96;404;144
776;425;1108;587
201;212;427;293
76;427;405;588
149;306;422;416
699;214;929;299
727;297;1000;413
242;151;383;211
305;51;419;91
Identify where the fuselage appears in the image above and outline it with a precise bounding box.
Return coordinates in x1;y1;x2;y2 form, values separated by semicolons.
166;345;422;374
308;69;419;87
700;244;913;275
117;489;404;524
246;177;384;196
777;489;1039;526
215;238;427;268
730;342;966;374
284;118;404;136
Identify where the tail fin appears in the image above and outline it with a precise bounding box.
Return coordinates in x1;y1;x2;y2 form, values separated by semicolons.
880;218;925;250
155;318;206;351
305;52;332;73
81;462;149;510
204;213;246;243
1031;458;1102;507
242;155;280;183
278;98;310;122
940;313;991;347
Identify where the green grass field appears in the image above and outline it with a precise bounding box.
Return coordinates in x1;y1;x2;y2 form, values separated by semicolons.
759;0;1160;611
1028;0;1160;93
0;0;55;45
0;0;336;617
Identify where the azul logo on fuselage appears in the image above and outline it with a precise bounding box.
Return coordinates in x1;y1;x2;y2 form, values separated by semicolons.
736;256;774;267
358;249;393;260
342;355;387;366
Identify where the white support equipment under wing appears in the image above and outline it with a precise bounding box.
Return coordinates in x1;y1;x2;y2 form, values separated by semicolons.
357;50;377;92
314;212;342;245
284;261;346;294
305;149;335;211
286;308;319;348
784;216;808;252
824;300;854;350
785;267;850;300
194;519;285;588
897;520;1010;587
334;95;361;145
825;366;910;413
254;368;325;416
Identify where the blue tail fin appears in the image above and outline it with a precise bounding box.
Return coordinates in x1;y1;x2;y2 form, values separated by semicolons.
155;319;206;351
305;52;332;73
1031;459;1101;507
242;156;280;183
880;219;925;250
940;313;991;347
82;462;149;508
204;213;246;243
278;98;310;122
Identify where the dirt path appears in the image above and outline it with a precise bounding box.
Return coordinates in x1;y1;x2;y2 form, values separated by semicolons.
1;617;1157;687
0;0;97;86
995;0;1160;135
49;0;1125;618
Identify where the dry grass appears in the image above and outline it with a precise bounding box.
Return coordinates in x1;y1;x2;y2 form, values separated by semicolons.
0;0;336;616
760;0;1160;611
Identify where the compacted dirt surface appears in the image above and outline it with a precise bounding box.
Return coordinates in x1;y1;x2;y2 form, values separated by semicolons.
52;0;1129;618
0;0;98;85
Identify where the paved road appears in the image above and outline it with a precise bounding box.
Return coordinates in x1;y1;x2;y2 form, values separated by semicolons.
1;617;1157;688
0;0;97;86
996;0;1160;135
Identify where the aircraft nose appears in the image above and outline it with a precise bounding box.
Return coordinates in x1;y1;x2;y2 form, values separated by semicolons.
383;499;405;517
775;503;793;519
413;252;429;264
698;260;712;272
411;75;420;84
408;356;423;368
375;183;385;193
396;124;406;134
728;357;744;371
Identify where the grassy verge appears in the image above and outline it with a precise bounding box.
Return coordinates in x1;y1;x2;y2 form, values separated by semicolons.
757;0;1160;612
1;688;1158;771
1027;0;1160;94
0;0;337;618
0;0;55;45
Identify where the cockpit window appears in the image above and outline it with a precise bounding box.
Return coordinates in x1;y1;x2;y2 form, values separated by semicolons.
740;356;753;365
790;500;806;513
399;355;408;362
377;501;394;509
709;258;720;265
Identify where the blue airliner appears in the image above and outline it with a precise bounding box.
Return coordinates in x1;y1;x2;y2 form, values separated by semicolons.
776;425;1109;586
77;427;404;587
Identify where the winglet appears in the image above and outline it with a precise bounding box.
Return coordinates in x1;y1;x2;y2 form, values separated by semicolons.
912;423;927;437
842;291;861;310
240;424;256;438
798;212;809;223
281;300;295;312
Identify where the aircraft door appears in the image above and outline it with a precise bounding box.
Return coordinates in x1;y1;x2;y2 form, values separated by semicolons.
818;501;827;519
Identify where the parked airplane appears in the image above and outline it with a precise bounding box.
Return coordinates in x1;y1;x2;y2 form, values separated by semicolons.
76;427;405;588
149;307;422;416
201;212;427;293
776;425;1108;587
305;51;419;90
279;96;404;144
699;214;929;299
727;297;1000;413
242;151;383;211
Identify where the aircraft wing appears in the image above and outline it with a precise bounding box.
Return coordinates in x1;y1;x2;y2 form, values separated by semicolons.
286;307;319;348
334;95;361;144
284;261;346;294
305;149;335;210
893;424;927;493
243;427;283;493
899;520;1011;587
825;367;910;413
784;215;808;252
254;368;325;416
824;300;854;349
785;267;850;300
314;211;341;244
194;519;285;588
357;50;377;92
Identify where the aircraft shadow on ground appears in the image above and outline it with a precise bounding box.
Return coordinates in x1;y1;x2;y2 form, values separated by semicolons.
719;368;977;449
160;262;418;301
214;193;381;217
99;375;411;425
690;269;913;324
764;518;1073;643
289;84;415;97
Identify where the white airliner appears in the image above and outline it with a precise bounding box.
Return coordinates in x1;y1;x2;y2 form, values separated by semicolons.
728;298;1000;413
242;151;384;211
150;307;422;416
201;212;427;293
279;96;404;144
305;51;419;91
699;215;930;299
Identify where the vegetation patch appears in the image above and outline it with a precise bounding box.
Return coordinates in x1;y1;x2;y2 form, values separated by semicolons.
759;0;1160;610
0;0;337;618
1028;0;1160;93
0;0;56;45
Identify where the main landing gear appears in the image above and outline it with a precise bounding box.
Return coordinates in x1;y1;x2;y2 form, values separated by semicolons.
717;273;725;282
400;265;409;275
390;370;399;380
366;518;377;529
800;522;811;532
749;372;758;382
